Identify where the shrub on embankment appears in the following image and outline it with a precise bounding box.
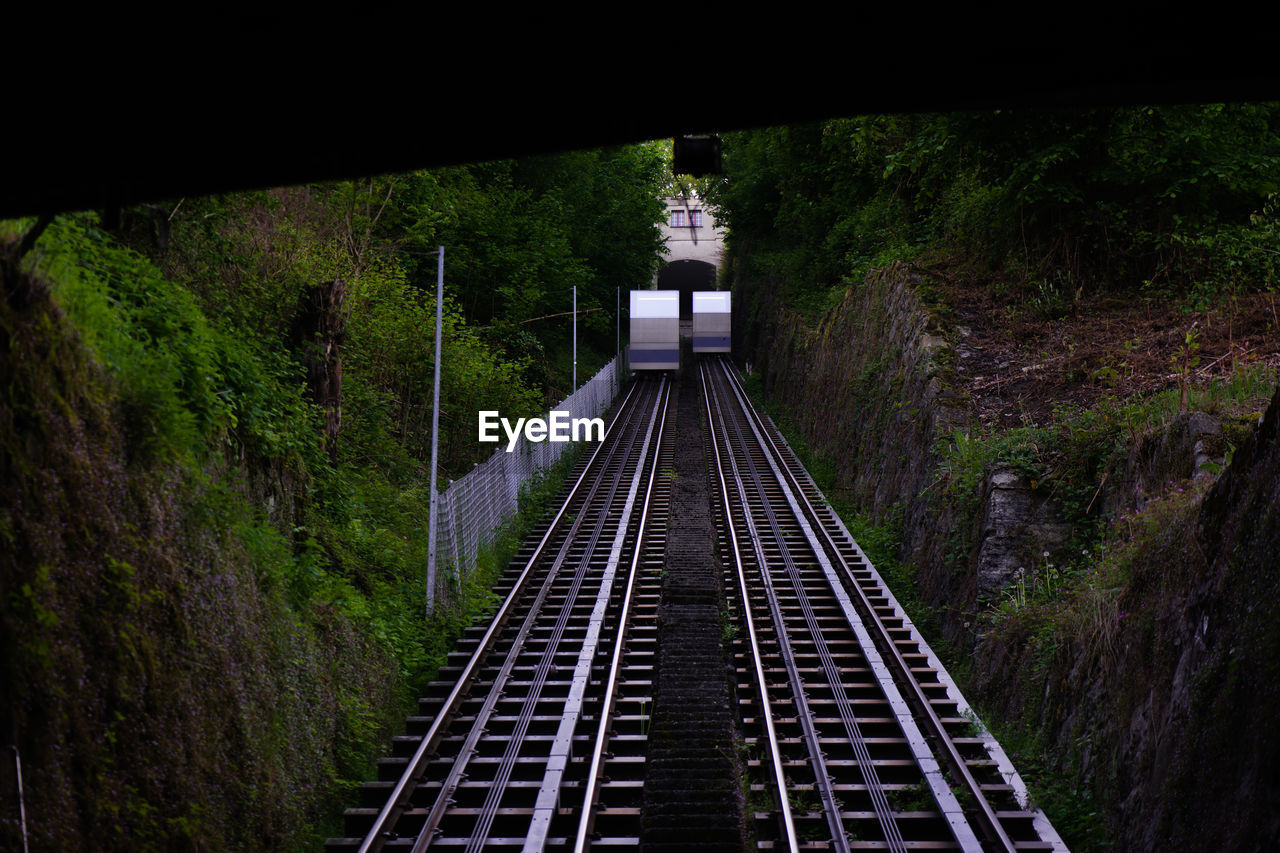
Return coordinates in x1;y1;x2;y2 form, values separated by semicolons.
1;143;667;848
708;105;1280;316
0;218;414;849
713;103;1280;850
1;144;668;848
730;258;1280;849
972;378;1280;852
0;216;537;848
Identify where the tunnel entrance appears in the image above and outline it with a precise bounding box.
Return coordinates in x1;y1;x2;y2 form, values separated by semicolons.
656;259;717;316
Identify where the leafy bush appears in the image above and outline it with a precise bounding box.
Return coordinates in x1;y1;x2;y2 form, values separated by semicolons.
708;103;1280;312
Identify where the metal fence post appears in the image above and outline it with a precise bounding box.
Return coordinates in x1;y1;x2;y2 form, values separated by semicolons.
423;356;622;596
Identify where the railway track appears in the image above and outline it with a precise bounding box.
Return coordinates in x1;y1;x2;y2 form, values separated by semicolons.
328;374;673;852
330;357;1066;852
701;356;1065;851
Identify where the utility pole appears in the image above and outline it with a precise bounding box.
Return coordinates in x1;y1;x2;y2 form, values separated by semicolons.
426;246;444;614
10;745;28;853
572;285;577;391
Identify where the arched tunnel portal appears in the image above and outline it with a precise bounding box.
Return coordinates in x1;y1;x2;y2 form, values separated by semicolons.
656;259;717;317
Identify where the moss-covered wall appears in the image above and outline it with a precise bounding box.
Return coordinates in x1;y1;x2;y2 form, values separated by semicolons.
972;382;1280;851
0;264;401;849
736;261;974;640
735;258;1280;850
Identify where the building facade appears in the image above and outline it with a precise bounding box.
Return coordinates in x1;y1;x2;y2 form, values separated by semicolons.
655;193;725;282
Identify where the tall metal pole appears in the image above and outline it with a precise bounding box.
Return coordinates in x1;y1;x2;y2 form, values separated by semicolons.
616;286;619;362
572;285;577;391
10;745;28;853
426;246;444;614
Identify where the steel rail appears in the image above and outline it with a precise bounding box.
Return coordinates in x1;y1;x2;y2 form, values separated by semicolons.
523;374;669;852
716;358;1017;853
714;357;977;849
356;379;645;853
703;360;853;852
700;363;802;852
570;377;670;852
709;359;910;850
416;377;665;851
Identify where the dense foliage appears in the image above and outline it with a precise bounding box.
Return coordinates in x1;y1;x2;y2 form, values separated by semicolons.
711;105;1280;851
707;104;1280;314
355;148;666;403
0;143;667;849
162;144;666;475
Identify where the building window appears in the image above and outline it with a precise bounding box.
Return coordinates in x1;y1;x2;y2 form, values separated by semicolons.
669;210;685;228
690;210;702;227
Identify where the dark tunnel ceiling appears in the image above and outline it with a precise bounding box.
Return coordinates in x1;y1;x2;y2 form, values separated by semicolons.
6;21;1279;221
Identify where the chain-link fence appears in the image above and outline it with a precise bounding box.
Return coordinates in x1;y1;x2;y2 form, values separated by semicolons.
430;357;624;605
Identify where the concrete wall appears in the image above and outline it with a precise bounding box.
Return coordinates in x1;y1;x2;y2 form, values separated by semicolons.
656;194;725;282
